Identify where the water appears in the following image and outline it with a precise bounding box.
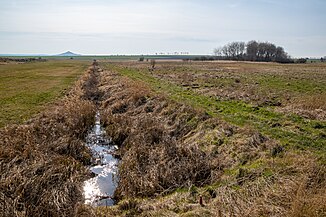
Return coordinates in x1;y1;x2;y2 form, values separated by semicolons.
83;112;119;206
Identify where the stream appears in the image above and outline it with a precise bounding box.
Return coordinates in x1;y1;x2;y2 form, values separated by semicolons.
83;111;119;206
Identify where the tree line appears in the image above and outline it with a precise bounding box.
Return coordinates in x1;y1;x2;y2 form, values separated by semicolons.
214;41;293;63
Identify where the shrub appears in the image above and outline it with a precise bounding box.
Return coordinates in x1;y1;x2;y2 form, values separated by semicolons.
296;58;307;64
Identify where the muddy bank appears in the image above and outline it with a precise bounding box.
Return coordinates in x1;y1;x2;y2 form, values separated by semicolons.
0;65;100;216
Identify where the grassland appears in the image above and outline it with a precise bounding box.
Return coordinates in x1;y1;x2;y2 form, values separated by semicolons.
0;61;89;127
102;61;326;153
1;59;325;216
96;60;326;216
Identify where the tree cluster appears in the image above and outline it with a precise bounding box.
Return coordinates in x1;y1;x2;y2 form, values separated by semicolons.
0;57;47;63
214;41;293;63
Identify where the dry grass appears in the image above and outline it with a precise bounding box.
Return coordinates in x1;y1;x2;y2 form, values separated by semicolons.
0;66;100;216
99;70;214;200
107;152;324;217
117;137;213;198
279;94;326;120
4;61;323;216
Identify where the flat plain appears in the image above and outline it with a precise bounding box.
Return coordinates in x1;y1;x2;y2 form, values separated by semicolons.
1;59;325;216
104;61;326;151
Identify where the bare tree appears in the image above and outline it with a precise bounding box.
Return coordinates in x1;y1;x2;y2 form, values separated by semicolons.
247;40;258;61
213;47;223;56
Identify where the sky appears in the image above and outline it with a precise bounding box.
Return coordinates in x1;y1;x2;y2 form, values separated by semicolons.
0;0;325;57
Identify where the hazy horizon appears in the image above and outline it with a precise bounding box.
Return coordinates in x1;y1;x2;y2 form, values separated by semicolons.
1;0;326;57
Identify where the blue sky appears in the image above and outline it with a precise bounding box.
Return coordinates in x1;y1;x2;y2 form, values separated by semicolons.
0;0;325;57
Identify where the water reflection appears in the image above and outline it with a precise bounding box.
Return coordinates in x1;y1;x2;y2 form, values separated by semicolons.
84;112;118;206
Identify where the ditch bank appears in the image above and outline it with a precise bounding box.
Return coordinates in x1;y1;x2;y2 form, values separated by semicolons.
98;69;217;200
0;64;103;216
82;62;120;208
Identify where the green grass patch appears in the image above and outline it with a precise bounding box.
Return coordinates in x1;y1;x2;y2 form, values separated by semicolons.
258;74;326;94
0;61;88;127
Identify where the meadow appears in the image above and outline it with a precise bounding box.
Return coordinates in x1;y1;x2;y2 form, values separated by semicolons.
0;60;88;127
103;61;326;152
97;60;326;216
0;59;325;216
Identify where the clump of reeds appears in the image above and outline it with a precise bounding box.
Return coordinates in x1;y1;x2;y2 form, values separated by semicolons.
116;138;214;198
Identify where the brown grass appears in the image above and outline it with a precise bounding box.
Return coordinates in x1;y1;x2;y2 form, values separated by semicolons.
114;152;325;217
0;66;100;216
98;70;216;200
279;94;326;120
4;62;323;216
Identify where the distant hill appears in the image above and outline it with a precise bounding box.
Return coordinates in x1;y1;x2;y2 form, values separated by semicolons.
57;51;80;56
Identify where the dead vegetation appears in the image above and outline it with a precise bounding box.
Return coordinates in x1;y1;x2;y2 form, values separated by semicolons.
279;94;326;120
0;66;100;216
127;152;326;217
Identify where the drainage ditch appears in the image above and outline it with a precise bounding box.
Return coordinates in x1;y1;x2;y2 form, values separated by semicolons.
83;111;119;206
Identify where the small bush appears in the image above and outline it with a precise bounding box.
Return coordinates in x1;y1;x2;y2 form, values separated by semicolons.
296;58;307;64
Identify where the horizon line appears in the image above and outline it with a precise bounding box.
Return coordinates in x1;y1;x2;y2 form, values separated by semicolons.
0;53;324;59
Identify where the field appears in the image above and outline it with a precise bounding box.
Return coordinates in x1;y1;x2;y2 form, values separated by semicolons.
103;61;326;151
0;60;89;127
97;60;326;216
0;60;325;216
